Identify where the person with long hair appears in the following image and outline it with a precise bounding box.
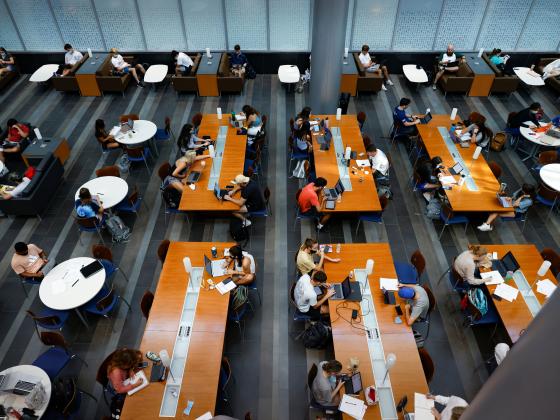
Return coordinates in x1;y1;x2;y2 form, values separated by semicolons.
95;119;120;150
107;348;144;394
223;245;255;286
163;150;211;192
453;245;492;285
177;123;210;154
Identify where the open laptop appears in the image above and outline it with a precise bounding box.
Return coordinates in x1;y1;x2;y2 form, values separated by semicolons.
120;119;134;133
343;372;363;395
492;251;520;276
449;162;464;176
204;254;227;277
317;129;332;151
324;179;345;200
80;260;104;278
330;276;362;301
419;112;432;124
186;171;201;183
213;183;229;201
496;193;512;208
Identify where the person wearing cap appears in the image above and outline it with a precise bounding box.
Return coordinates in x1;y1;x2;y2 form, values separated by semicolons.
398;284;429;326
223;174;265;227
11;242;48;280
110;48;146;87
75;187;105;221
223;245;255;285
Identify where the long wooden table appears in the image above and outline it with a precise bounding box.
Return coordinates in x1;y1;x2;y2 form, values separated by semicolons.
324;243;428;419
417;114;508;213
311;115;381;212
179;114;246;211
121;242;234;419
481;244;557;343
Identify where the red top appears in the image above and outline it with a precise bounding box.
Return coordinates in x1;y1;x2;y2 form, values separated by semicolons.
298;183;319;213
108;367;136;394
8;124;29;143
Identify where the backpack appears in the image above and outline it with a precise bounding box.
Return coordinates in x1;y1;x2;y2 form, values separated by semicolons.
426;198;441;220
301;321;331;349
51;377;78;416
490;132;507;152
117;154;130;174
161;185;181;209
246;63;256;79
230;217;249;245
106;215;131;243
467;288;488;317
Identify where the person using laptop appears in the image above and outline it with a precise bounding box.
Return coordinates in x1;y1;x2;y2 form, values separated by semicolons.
0;47;15;77
95;119;120;150
163;151;211;193
230;44;248;75
294;121;312;152
393;98;421;137
294;270;333;319
415;156;446;200
0;119;30;162
398;284;429;326
425;394;468;420
432;44;465;90
358;45;393;91
11;242;48;280
366;144;389;178
453;245;492;285
478;183;535;232
293;106;312;132
459;112;491;148
297;177;331;230
171;50;194;76
296;238;341;275
75;187;105;221
59;44;83;77
177;123;211;153
224;245;256;286
223;174;265;227
312;360;345;408
110;48;146;87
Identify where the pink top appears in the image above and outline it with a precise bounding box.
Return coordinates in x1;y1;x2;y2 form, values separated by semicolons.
108;367;136;394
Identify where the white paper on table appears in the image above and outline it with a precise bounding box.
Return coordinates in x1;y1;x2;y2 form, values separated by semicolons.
109;126;120;136
356;159;371;167
439;175;457;185
380;278;399;291
480;271;505;285
235;114;246;121
195;412;213;420
216;279;237;295
51;281;67;295
339;394;367;419
536;279;557;297
414;393;435;420
494;283;519;302
492;252;498;260
125;370;149;395
309;120;319;126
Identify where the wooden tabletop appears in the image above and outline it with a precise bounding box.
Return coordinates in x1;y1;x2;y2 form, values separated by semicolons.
322;243;428;419
417;114;508;213
310;115;381;212
179;114;246;211
121;242;234;419
481;244;557;343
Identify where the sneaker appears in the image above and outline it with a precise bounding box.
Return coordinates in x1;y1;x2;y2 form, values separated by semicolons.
387;79;394;86
477;223;493;232
432;84;437;90
381;84;387;91
243;219;252;227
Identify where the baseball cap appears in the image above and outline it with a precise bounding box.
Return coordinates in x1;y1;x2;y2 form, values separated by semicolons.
232;174;250;184
398;287;415;299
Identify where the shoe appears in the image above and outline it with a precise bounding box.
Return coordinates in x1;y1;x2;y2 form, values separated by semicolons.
381;84;387;91
477;223;493;232
137;82;144;88
432;84;437;90
317;223;324;230
243;219;252;227
387;80;394;86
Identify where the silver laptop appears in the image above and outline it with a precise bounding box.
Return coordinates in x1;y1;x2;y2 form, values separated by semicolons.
204;255;227;277
324;179;345;200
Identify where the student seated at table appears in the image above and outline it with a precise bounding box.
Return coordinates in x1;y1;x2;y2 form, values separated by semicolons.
110;48;146;87
433;44;465;89
75;187;105;221
296;238;340;275
0;168;35;200
57;44;83;77
294;270;334;320
425;394;468;420
415;156;446;200
312;360;345;408
0;119;30;162
95;119;120;150
223;174;265;227
163;150;211;193
460;112;491;148
177;123;211;154
398;284;429;326
11;242;48;280
358;44;393;91
509;102;541;129
230;44;248;75
107;348;144;397
298;177;331;230
224;245;255;286
241;105;262;129
0;47;15;77
488;48;513;75
293;107;311;131
478;183;535;232
453;244;492;285
171;50;194;76
393;98;420;137
366;144;389;179
294;121;312;152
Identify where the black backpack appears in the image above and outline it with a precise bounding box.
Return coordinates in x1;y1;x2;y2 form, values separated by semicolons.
229;218;249;245
301;321;331;349
161;186;181;209
51;377;78;416
246;63;256;79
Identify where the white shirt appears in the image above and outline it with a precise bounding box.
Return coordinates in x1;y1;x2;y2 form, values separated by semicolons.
9;177;31;198
441;53;457;63
65;50;83;66
358;52;372;66
369;149;389;176
294;274;317;312
111;54;127;70
177;52;194;68
434;395;468;420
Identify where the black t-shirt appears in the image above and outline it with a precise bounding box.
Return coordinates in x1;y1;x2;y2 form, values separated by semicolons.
241;180;265;210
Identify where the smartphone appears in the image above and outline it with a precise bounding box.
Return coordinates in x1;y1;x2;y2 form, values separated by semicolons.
395;305;403;316
225;185;234;189
137;361;149;369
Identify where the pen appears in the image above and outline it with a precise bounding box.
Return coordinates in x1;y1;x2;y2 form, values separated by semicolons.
71;279;80;287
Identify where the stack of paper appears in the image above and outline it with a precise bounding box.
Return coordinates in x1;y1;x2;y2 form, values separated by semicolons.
494;283;519;302
339;394;367;419
480;270;505;285
216;279;237;295
536;279;557;298
414;393;435;420
109;126;120;136
356;159;371;167
195;413;213;420
379;278;399;291
125;370;149;395
439;175;457;185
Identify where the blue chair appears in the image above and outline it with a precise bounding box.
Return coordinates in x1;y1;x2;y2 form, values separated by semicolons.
394;261;418;284
290;283;312;321
82;286;131;319
501;210;529;232
161;190;188;224
75;215;105;246
115;185;143;214
463;296;500;343
26;309;70;335
439;204;469;239
536;184;559;219
288;135;309;172
218;357;234;405
18;275;42;298
155;117;174;142
449;260;469;293
355;196;388;235
228;300;248;342
98;258;129;284
33;332;87;380
124;146;151;175
248;187;271;218
293;188;319;230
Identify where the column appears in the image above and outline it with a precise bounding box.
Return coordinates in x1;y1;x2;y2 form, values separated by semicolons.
309;0;349;114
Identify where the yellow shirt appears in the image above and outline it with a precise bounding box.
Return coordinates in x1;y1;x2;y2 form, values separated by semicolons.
296;248;316;274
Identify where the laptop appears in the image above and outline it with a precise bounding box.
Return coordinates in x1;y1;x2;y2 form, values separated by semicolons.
230;119;243;128
343;372;363;395
324;179;345;200
419;112;432;124
330;276;362;301
449;162;464;176
12;380;37;396
120;119;134;133
186;171;201;183
492;251;520;276
213;183;229;201
317;129;332;151
204;254;227;277
496;193;512;208
80;260;104;278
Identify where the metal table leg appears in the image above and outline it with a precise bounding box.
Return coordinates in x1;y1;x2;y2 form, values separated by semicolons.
74;308;90;328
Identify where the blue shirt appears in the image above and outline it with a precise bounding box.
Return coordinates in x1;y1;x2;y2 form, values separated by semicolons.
513;190;532;214
490;55;504;66
394;106;412;124
230;52;247;66
75;199;100;218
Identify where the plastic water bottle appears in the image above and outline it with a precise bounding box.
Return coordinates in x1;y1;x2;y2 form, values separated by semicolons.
336;243;341;253
505;271;513;282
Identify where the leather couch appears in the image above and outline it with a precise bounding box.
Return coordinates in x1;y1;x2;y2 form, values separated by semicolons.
435;61;474;95
95;53;133;95
218;54;245;94
536;57;560;96
481;52;519;94
51;52;89;93
353;53;383;93
0;153;64;217
0;56;19;92
172;53;201;94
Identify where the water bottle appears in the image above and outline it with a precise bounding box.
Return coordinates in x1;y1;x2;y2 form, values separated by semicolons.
325;117;329;129
231;112;235;122
505;271;513;282
336;243;341;253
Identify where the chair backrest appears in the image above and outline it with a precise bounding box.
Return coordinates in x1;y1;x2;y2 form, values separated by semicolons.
357;111;366;125
220;357;232;390
488;161;502;179
379;195;389;211
263;186;271;204
362;134;372;149
157;239;170;264
506;112;517;127
538;183;560;201
96;350;118;388
538;151;558;165
450;257;466;288
95;287;116;312
441;203;454;221
289;283;298;308
191;113;203;127
95;165;120;178
164;117;171;133
26;310;61;328
124;146;144;158
410;250;426;277
140;290;154;319
307;363;318;390
158;162;171;182
92;244;113;262
541;248;560;277
127;185;139;205
422;285;436;315
289;118;295;133
76;216;101;229
295;188;302;203
418;348;435;383
39;331;68;350
119;114;139;123
288;135;295;151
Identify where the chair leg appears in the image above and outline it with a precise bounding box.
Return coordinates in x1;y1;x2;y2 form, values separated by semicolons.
79;388;98;402
141;152;150;175
118;267;130;282
71;353;89;367
438;224;446;239
437;266;451;285
355;219;362;237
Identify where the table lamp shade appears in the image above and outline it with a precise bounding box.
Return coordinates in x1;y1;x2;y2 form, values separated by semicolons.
217;107;222;119
208;144;215;158
538;260;551;277
159;349;171;368
472;146;482;160
450;108;457;120
183;257;192;275
344;146;351;160
366;259;374;275
344;48;349;58
336;108;342;120
34;128;42;140
206;48;211;58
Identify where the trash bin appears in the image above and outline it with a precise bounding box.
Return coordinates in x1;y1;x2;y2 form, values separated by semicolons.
338;92;351;115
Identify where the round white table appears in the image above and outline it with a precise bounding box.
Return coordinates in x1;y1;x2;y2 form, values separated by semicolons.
519;121;560;161
144;64;168;86
29;64;60;83
278;65;300;84
114;120;157;147
403;64;428;83
540;164;560;192
513;67;545;86
0;365;51;419
39;257;106;327
75;176;128;209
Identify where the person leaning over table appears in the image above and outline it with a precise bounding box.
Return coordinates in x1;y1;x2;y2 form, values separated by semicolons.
298;177;331;231
95;119;120;150
107;348;144;408
171;50;194;76
110;48;146;87
294;270;334;320
241;105;262;128
11;241;48;280
223;245;255;286
223;174;265;228
0;47;15;77
509;102;541;129
393;97;420;137
312;360;345;408
477;183;535;232
296;238;341;275
453;244;492;285
75;187;105;221
460;112;491;148
163;150;211;193
398;284;429;326
426;394;468;420
293;106;311;131
432;44;465;90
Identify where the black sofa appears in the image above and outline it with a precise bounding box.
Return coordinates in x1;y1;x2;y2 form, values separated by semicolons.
0;153;64;217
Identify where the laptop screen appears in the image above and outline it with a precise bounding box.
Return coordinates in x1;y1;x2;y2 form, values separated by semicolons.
213;183;222;199
128;119;134;129
451;162;463;174
351;372;363;393
204;255;213;276
501;251;520;272
335;179;345;195
341;276;352;297
324;129;332;142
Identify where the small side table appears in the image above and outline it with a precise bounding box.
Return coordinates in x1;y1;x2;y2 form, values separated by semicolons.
22;138;70;167
30;64;60;83
144;64;169;89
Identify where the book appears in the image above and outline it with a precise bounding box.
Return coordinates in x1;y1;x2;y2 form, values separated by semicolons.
125;370;149;395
